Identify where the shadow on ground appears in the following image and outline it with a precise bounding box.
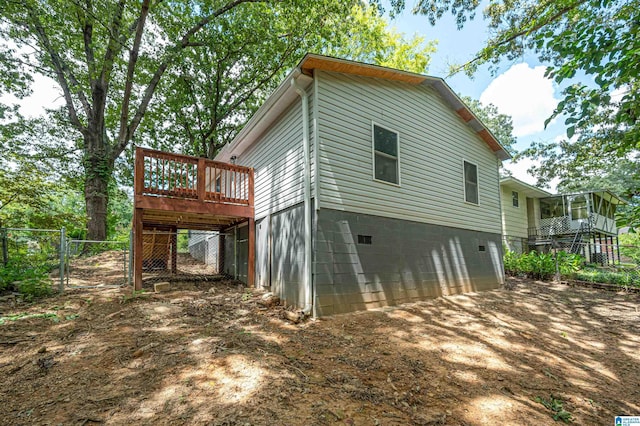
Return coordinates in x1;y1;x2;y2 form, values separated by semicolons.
0;277;638;425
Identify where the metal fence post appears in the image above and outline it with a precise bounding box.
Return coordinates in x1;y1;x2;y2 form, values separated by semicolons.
59;227;66;292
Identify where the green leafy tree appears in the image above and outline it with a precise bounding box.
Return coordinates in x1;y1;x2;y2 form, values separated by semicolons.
1;0;438;241
619;233;640;265
461;96;517;156
325;4;437;74
139;3;437;159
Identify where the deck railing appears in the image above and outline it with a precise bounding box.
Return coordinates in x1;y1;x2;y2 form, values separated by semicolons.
135;147;253;206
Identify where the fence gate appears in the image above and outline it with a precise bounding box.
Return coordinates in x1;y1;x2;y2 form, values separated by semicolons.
65;239;130;288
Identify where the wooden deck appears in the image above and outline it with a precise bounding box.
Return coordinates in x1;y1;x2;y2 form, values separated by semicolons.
133;147;255;290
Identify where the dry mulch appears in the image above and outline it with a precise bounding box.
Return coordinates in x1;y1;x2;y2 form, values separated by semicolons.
0;277;638;425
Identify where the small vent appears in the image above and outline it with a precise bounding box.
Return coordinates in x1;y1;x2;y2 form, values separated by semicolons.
357;235;372;245
478;245;486;252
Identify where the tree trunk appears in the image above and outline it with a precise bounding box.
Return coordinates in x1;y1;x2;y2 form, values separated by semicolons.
83;129;112;242
85;172;109;241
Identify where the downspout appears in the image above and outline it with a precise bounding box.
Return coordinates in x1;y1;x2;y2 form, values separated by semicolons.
292;70;313;315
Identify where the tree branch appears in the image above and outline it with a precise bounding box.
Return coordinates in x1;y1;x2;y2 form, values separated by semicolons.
26;7;88;135
81;0;96;79
115;0;149;156
111;0;264;161
447;0;588;77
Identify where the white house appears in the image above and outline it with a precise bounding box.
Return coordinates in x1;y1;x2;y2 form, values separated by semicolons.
500;176;625;264
213;54;511;316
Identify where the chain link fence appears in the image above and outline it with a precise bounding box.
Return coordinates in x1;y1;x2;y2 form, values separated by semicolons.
504;233;640;267
138;229;222;288
0;228;65;296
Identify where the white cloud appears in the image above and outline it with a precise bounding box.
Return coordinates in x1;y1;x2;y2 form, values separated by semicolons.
1;74;63;118
480;63;558;137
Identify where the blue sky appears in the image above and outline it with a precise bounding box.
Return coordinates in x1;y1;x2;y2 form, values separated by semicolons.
387;5;570;189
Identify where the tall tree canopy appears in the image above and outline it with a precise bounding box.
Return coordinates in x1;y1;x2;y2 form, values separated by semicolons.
0;0;435;240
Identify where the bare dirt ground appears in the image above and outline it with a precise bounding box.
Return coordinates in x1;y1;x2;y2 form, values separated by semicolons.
1;276;639;425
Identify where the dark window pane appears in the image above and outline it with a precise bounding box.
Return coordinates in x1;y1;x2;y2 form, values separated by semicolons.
571;196;588;219
374;125;397;156
374;153;398;184
464;161;477;184
512;191;519;207
464;161;478;204
465;182;478;204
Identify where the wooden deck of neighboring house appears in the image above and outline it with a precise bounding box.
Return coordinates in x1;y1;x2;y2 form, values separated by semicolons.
132;147;254;290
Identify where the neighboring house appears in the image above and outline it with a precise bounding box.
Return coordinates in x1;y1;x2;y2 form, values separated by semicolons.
500;177;552;253
188;231;219;268
500;176;626;264
213;53;510;316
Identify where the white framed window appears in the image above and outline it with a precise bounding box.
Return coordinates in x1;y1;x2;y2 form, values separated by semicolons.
372;123;400;185
512;191;519;207
463;160;479;205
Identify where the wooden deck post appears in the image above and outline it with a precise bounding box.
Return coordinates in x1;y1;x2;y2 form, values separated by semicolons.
134;147;144;197
197;157;206;201
133;208;143;291
247;218;255;288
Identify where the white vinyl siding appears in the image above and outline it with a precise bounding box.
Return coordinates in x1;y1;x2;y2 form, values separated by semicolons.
500;184;529;238
316;70;502;235
238;90;314;219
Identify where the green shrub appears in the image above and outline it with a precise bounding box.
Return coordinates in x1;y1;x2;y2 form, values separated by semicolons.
575;267;640;288
503;250;585;281
0;258;53;299
504;250;520;275
555;251;583;277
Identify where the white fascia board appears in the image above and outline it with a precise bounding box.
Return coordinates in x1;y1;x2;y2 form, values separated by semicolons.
500;177;553;198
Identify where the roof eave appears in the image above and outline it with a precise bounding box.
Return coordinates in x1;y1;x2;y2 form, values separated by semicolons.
221;53;513;162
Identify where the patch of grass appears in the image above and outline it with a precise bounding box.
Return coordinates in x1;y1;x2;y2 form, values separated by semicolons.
535;394;573;423
120;289;148;304
0;311;80;325
0;312;58;325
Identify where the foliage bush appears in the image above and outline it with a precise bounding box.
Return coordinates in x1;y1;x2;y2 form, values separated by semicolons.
619;233;640;266
574;267;640;288
504;250;584;281
0;257;53;300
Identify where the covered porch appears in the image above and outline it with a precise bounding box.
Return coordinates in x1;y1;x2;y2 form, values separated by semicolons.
132;147;254;290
